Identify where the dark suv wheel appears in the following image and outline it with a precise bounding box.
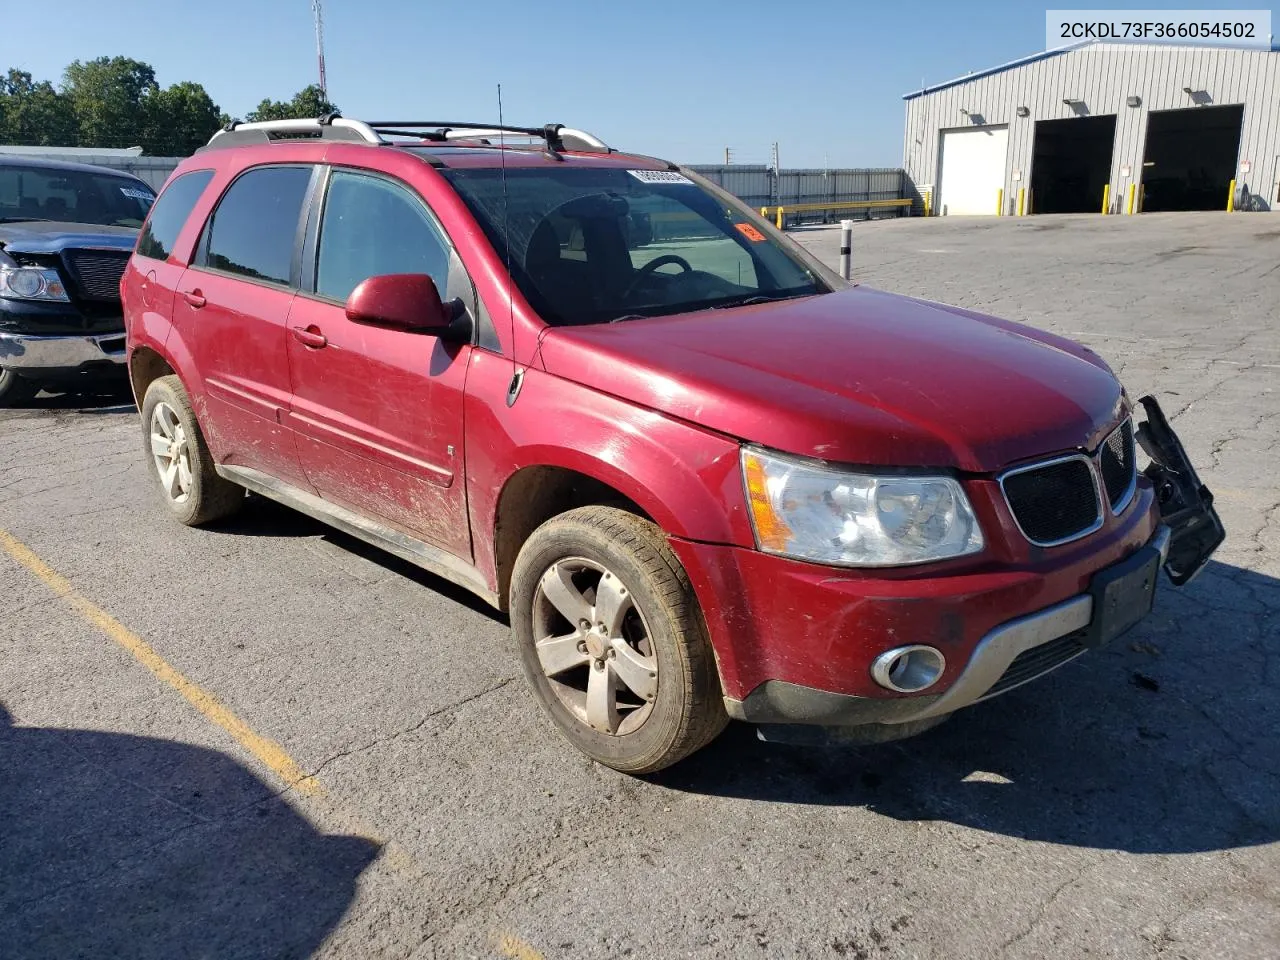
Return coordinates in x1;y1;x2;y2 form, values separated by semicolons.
510;506;727;774
0;368;40;407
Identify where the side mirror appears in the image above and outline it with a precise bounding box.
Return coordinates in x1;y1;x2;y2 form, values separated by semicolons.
344;274;454;334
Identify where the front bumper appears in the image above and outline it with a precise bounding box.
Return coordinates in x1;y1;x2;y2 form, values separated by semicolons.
720;525;1170;728
0;330;127;371
670;396;1222;734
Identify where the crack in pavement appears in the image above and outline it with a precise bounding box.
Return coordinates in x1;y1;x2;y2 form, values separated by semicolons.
301;677;520;786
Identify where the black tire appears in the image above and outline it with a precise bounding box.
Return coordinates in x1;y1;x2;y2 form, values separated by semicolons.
510;505;728;774
140;375;243;526
0;368;40;407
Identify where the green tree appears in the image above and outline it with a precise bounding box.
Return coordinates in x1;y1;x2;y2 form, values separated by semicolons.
0;69;77;146
141;81;222;155
1;59;224;154
245;84;337;123
62;56;157;148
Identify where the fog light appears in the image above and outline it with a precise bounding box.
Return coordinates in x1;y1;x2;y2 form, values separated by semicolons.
870;645;946;693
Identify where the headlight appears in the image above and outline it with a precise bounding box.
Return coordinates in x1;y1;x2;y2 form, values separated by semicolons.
0;266;70;302
741;447;984;566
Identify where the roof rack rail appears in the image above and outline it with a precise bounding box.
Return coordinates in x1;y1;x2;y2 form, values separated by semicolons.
366;121;611;153
204;114;380;150
203;115;612;154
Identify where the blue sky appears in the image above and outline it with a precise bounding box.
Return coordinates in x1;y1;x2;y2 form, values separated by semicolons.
3;0;1274;166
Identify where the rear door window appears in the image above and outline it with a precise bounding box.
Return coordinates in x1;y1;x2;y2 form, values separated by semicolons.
136;169;214;262
199;166;312;286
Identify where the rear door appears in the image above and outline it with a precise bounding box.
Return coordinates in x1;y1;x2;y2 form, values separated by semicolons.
126;168;215;353
285;167;472;555
175;165;315;489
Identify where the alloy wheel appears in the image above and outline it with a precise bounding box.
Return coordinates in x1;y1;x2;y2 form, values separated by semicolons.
149;401;193;504
532;557;659;736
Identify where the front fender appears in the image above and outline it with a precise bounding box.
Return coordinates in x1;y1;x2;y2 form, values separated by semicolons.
463;354;754;591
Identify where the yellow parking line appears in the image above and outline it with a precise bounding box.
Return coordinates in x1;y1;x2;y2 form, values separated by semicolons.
0;527;322;797
495;933;546;960
4;527;545;951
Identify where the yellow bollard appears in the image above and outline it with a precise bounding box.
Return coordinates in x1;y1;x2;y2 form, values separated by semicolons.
1126;183;1136;215
923;190;932;217
760;206;768;219
776;206;784;230
1016;187;1026;217
1227;178;1236;212
1101;183;1111;214
996;188;1004;216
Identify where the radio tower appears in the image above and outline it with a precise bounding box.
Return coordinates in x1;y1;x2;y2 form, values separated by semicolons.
312;0;328;100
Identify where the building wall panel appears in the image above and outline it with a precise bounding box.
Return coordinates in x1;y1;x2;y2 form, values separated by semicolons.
903;44;1280;214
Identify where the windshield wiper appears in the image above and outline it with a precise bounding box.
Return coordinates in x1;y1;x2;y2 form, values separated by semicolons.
0;217;52;224
709;294;799;310
607;314;651;324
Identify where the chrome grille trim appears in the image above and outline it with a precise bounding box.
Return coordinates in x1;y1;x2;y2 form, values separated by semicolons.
998;452;1105;548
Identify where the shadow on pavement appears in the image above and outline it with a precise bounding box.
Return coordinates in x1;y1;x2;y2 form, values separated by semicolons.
0;703;378;959
33;381;135;412
210;494;504;620
657;560;1280;855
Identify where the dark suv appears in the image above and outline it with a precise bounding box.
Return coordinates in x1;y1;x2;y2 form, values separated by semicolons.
0;155;155;405
122;116;1222;773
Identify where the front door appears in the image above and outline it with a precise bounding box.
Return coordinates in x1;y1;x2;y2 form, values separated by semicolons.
285;168;472;556
180;164;315;489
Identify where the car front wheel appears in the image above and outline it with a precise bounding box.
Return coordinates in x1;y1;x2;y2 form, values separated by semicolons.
510;506;727;774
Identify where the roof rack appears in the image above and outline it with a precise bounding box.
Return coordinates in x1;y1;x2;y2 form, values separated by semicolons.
367;122;611;153
204;114;380;149
203;115;612;154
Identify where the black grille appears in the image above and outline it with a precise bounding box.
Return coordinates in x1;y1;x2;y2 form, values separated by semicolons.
63;250;131;302
1001;457;1101;545
1099;420;1136;510
982;632;1087;699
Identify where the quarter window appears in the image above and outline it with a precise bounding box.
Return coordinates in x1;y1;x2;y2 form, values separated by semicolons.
315;171;450;302
202;166;311;285
136;169;213;261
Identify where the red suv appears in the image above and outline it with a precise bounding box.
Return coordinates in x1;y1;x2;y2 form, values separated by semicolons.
122;116;1222;773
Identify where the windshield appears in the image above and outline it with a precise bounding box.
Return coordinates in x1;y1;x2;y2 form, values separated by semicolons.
0;165;156;228
440;166;829;325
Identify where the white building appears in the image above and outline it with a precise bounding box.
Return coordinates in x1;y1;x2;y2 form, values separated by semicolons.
903;42;1280;215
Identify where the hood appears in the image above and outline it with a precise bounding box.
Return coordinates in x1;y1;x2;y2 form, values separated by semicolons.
0;220;138;256
537;287;1125;473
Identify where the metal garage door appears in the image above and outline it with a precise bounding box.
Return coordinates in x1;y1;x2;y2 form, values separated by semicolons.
938;126;1009;216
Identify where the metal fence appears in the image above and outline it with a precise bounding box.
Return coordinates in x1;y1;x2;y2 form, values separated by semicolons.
3;150;910;221
687;165;909;222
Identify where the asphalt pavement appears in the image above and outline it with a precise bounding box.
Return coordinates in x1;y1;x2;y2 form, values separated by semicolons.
2;211;1277;959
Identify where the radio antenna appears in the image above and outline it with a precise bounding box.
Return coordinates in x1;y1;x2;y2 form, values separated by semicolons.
498;83;524;406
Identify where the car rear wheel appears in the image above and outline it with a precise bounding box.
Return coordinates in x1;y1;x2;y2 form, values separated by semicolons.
510;506;727;774
141;375;243;526
0;368;40;407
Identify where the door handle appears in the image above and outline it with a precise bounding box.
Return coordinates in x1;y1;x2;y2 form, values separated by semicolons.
181;289;206;308
291;325;328;349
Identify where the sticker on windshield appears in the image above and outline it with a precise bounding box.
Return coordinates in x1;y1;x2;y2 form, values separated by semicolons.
734;223;766;242
119;187;153;202
627;169;693;186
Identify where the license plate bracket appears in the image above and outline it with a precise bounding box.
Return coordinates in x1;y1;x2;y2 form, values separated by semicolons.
1086;545;1161;648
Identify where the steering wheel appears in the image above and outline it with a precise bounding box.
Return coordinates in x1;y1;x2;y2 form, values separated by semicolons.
622;254;694;299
